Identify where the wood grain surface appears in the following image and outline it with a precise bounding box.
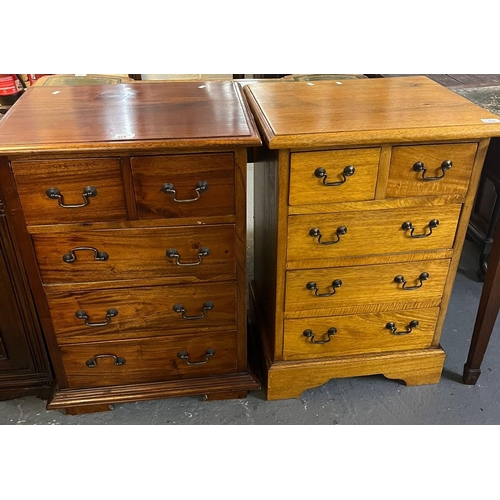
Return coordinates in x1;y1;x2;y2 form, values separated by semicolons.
289;147;380;204
32;224;236;285
284;259;451;314
0;81;261;153
12;157;128;224
131;152;235;219
287;204;461;261
283;307;439;359
243;77;500;148
60;331;238;388
46;281;237;344
387;143;477;198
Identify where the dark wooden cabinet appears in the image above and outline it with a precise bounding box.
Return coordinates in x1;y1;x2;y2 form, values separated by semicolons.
0;183;52;400
0;81;261;414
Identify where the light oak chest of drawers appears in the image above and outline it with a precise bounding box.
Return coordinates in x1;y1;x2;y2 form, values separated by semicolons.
0;81;261;414
244;76;500;400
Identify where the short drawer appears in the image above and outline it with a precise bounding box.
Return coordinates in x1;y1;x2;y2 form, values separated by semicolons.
287;205;461;262
289;148;380;205
32;225;235;285
285;259;451;315
283;307;439;360
387;143;477;198
59;331;238;388
46;281;237;344
131;153;235;219
11;158;128;224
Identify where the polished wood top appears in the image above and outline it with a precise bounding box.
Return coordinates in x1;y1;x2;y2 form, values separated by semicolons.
0;81;261;154
243;76;500;148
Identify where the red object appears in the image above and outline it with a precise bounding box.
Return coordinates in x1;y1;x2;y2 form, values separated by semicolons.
0;74;25;105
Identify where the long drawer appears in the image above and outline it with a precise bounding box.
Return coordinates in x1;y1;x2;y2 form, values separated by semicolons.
32;224;236;285
283;307;439;360
60;331;238;388
46;282;237;344
287;205;461;262
285;259;451;315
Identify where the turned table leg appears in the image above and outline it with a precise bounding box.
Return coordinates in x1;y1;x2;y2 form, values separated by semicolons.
464;211;500;384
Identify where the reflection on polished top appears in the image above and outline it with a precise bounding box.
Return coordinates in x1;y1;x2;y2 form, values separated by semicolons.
0;81;261;153
243;76;500;148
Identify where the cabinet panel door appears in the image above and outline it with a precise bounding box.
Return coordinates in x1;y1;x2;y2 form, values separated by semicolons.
0;215;31;372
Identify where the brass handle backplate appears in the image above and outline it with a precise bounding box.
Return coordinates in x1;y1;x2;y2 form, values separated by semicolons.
173;301;214;320
413;160;452;181
386;320;419;336
306;279;342;297
303;327;337;344
161;181;209;203
309;226;347;245
166;247;210;266
177;348;215;365
62;246;109;263
86;354;126;368
76;308;118;327
46;186;97;208
394;272;429;290
314;165;355;186
402;219;439;238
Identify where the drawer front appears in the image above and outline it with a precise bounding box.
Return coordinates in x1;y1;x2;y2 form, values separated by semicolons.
11;158;128;224
287;205;461;262
131;153;235;219
47;282;237;344
387;143;477;198
285;259;451;314
32;225;235;285
289;148;380;205
59;331;238;388
283;307;439;360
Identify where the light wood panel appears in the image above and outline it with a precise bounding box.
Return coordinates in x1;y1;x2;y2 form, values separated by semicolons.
287;205;461;262
289;148;380;204
285;259;451;314
243;77;500;148
387;143;477;198
283;307;439;359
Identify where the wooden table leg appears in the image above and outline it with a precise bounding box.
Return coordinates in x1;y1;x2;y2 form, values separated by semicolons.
463;211;500;384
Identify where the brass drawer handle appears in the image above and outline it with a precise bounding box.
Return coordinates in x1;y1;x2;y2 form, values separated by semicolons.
309;226;347;245
166;247;210;266
314;165;355;186
401;219;439;238
413;160;452;181
85;354;126;368
62;246;109;263
394;272;429;290
303;327;337;344
306;279;342;297
386;320;419;336
177;348;215;365
76;308;118;327
46;186;97;208
161;180;209;203
173;301;214;320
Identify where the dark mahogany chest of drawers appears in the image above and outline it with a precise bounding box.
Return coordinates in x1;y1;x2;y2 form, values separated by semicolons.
0;81;261;414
